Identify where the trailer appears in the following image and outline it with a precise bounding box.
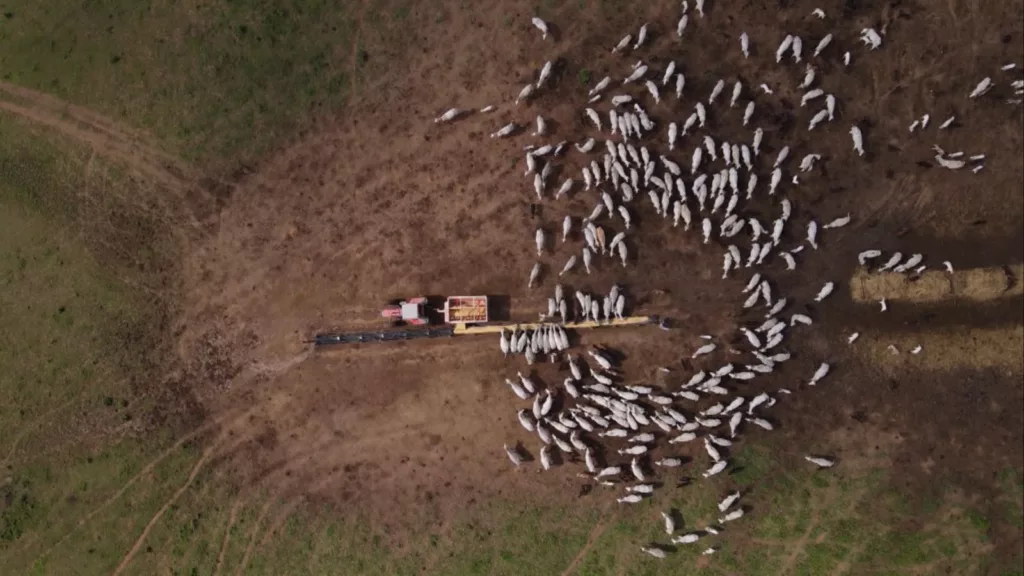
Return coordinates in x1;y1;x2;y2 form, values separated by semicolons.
444;295;489;324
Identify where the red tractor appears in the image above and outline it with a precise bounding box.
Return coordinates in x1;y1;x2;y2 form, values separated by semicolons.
380;297;430;326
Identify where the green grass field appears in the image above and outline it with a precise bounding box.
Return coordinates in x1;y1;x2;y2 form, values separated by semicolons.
1;1;1022;575
0;0;403;168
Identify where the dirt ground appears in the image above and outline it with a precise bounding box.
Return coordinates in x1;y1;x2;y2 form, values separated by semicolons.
4;0;1022;569
173;0;1023;559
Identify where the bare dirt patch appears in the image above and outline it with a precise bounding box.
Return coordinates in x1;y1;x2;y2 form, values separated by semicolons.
158;0;1024;555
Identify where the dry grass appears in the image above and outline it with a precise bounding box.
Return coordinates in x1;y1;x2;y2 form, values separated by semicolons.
851;265;1023;304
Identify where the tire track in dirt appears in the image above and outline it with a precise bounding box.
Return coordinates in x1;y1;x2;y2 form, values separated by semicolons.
560;502;616;576
32;407;259;566
235;497;279;576
832;539;870;576
777;483;839;575
0;81;226;231
252;468;348;554
245;351;312;379
347;0;370;97
256;495;304;550
111;407;277;575
34;423;215;561
112;443;217;576
0;82;173;150
0;84;191;192
214;497;245;576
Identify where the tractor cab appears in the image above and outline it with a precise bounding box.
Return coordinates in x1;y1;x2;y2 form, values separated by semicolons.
381;297;429;326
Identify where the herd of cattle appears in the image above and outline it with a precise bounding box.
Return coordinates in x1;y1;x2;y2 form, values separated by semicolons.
433;1;1016;559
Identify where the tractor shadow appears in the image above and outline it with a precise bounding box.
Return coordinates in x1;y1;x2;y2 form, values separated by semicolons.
424;295;448;325
487;294;512;322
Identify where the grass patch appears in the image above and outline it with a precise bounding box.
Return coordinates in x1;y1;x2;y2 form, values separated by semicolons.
0;117;181;572
0;119;161;446
0;0;389;168
0;209;144;436
6;436;200;574
965;509;992;536
996;468;1024;529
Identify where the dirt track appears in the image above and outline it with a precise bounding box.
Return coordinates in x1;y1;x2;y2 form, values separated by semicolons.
4;0;1022;567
